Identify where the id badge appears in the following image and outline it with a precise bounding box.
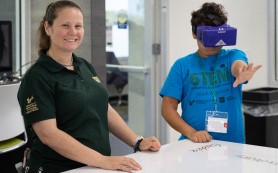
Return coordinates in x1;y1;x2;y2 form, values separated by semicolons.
206;111;228;133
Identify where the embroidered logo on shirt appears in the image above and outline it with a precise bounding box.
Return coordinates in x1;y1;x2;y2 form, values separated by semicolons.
25;96;39;114
38;166;44;173
92;76;101;83
27;96;34;104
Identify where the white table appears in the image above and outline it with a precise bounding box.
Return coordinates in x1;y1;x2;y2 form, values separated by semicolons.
64;139;278;173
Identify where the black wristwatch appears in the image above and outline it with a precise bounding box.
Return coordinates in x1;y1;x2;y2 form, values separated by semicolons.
133;136;144;153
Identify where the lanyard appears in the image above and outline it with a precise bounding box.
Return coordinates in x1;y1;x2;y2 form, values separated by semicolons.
197;52;218;111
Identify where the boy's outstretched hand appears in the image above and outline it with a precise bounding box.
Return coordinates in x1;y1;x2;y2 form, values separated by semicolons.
233;63;262;88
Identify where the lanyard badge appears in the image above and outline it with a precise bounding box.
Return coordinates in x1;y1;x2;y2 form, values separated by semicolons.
206;110;228;133
198;53;228;134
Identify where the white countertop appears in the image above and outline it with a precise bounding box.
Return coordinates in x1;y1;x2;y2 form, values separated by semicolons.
64;139;278;173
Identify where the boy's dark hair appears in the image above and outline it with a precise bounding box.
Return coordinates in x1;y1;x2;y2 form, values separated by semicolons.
191;2;227;35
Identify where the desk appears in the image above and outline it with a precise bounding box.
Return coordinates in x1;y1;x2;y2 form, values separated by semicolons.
0;83;25;141
64;139;278;173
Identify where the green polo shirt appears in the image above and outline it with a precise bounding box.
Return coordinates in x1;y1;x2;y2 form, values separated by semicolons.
17;51;111;172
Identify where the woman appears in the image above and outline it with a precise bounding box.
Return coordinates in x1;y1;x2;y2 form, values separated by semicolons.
17;1;160;172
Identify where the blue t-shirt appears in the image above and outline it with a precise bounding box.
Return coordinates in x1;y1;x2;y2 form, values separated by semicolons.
160;49;248;143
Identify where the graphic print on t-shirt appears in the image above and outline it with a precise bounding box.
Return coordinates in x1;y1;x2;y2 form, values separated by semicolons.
188;64;234;106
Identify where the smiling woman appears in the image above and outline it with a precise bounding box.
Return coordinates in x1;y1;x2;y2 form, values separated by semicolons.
17;1;160;172
42;2;84;69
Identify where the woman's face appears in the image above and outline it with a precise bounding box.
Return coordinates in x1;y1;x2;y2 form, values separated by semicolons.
45;7;84;54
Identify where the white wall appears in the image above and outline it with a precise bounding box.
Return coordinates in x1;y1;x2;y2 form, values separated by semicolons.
167;0;271;143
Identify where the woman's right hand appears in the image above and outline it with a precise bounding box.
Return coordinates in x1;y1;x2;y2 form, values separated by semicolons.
188;130;212;143
98;155;142;173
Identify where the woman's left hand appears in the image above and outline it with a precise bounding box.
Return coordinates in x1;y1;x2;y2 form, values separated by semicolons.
139;136;161;152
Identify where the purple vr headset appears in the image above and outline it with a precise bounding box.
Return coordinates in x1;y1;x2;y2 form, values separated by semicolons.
196;24;237;47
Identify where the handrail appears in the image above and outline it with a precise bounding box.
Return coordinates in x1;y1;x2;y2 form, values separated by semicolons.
106;64;149;74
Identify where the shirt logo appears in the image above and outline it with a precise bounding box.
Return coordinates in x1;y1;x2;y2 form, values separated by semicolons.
27;96;34;104
25;95;39;114
92;76;101;83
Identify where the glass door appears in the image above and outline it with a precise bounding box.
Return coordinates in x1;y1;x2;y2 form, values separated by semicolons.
106;0;149;135
106;0;165;155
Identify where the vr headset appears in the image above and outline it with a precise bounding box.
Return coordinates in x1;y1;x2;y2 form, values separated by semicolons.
196;24;237;47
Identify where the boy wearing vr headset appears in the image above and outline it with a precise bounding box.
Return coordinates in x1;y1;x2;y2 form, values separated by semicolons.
160;2;262;143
